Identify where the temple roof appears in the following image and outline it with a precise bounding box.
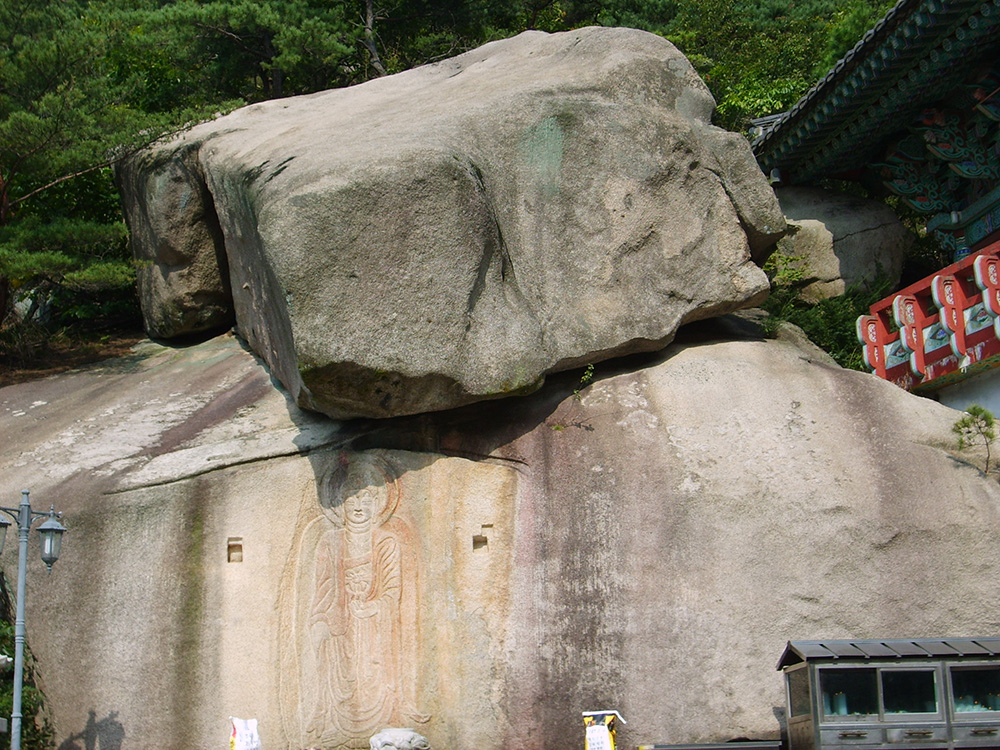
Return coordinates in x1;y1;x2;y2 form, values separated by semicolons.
752;0;1000;184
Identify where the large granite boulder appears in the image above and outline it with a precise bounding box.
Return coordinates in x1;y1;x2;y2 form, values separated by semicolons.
118;27;785;420
2;326;997;750
775;186;911;302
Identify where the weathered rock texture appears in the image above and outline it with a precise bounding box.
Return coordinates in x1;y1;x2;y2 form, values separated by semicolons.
116;144;234;335
118;27;785;419
2;327;998;750
775;186;910;302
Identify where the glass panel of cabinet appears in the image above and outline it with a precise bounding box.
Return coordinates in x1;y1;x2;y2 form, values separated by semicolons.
951;666;1000;713
815;667;940;720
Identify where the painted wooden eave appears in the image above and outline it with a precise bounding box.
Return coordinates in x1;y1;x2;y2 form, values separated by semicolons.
752;0;1000;184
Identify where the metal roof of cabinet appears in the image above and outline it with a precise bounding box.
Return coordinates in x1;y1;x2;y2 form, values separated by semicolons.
778;639;1000;669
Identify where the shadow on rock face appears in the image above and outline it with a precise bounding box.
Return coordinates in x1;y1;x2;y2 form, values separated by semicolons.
57;710;125;750
310;311;774;462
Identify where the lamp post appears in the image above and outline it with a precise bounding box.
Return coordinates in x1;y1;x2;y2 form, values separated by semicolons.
0;490;66;750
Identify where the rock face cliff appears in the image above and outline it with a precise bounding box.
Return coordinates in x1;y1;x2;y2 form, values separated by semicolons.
117;26;784;420
1;325;997;750
8;25;997;750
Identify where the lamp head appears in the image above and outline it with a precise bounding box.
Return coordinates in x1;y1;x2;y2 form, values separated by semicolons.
37;507;66;573
0;515;9;557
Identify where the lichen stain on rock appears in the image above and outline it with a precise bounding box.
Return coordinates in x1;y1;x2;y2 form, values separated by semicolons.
520;115;566;196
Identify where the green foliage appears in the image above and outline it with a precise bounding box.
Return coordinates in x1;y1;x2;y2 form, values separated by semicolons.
573;363;595;399
0;318;51;369
138;0;358;99
814;0;893;76
714;71;809;130
953;404;997;476
0;0;200;205
0;576;54;750
761;251;891;370
759;250;806;327
595;0;680;34
0;0;196;340
775;286;892;370
0;214;137;331
662;0;896;128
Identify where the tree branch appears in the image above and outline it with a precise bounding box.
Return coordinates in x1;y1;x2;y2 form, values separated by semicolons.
363;0;388;76
193;22;271;61
10;124;194;208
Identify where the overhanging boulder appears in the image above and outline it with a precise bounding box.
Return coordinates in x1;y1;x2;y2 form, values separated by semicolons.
118;27;785;419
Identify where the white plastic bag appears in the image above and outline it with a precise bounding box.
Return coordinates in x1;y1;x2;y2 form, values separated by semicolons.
230;716;261;750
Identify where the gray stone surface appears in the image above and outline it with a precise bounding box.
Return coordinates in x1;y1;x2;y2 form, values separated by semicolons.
119;27;785;419
1;330;998;750
775;186;911;302
115;144;234;337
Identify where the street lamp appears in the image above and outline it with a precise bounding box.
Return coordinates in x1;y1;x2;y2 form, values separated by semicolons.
0;490;66;750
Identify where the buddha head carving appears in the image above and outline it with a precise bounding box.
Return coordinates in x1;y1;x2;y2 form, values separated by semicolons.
320;454;398;529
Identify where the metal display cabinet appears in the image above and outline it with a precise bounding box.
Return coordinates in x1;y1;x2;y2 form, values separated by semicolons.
778;640;1000;750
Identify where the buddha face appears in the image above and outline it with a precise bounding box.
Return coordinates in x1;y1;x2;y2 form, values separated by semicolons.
344;485;377;527
320;458;395;528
